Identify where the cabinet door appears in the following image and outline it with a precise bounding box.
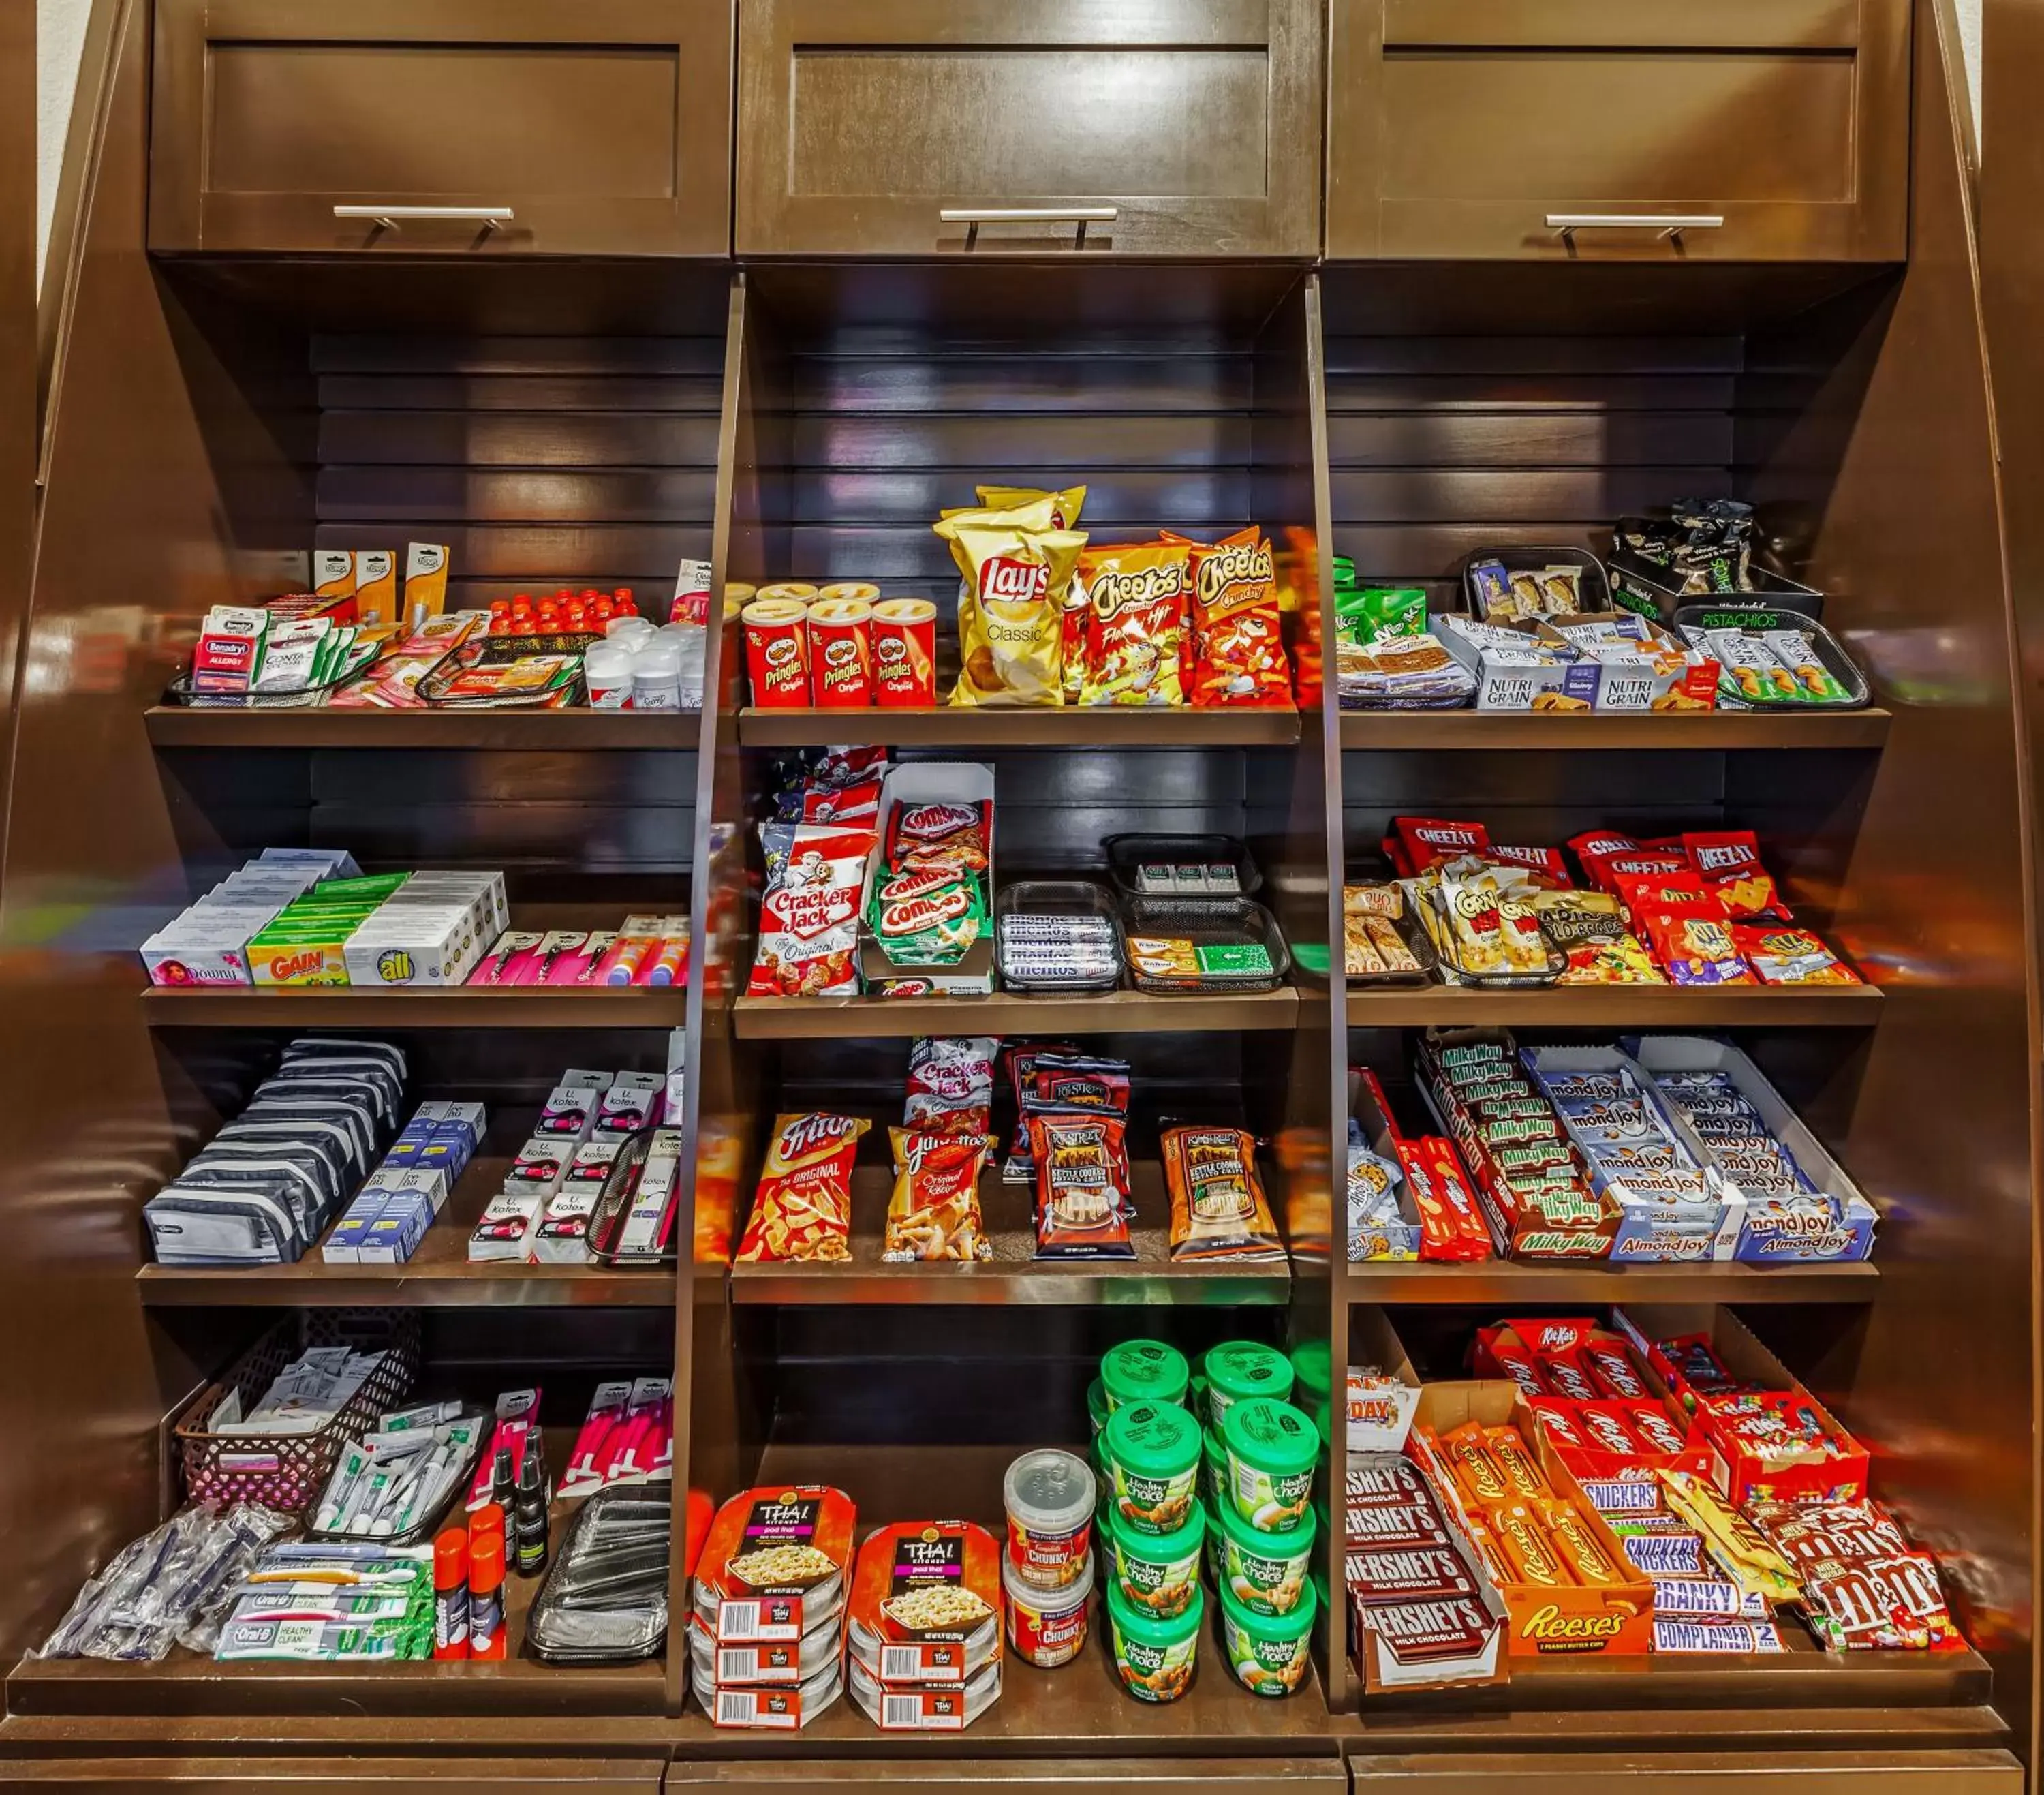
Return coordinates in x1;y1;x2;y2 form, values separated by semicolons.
0;1760;665;1794
1327;0;1910;260
735;0;1322;256
670;1762;1345;1795
149;0;731;256
1345;1751;2024;1794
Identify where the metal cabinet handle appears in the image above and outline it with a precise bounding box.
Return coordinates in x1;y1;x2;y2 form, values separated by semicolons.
1546;213;1726;243
940;206;1119;248
332;205;516;230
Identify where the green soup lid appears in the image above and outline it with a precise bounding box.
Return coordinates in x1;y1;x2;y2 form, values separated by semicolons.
1204;1425;1227;1472
1222;1397;1320;1479
1219;1575;1318;1642
1288;1342;1333;1407
1106;1570;1204;1646
1205;1342;1294;1407
1102;1340;1190;1409
1106;1399;1202;1479
1215;1488;1317;1556
1087;1378;1109;1436
1109;1492;1205;1563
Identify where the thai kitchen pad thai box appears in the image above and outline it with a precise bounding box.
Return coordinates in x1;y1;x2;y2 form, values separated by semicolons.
694;1485;856;1645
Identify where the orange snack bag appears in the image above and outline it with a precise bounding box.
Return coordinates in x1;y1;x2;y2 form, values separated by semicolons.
1079;540;1191;707
1186;530;1290;707
736;1113;869;1263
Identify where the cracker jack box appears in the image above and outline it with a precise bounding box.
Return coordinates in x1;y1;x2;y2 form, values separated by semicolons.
1470;1315;1712;1490
1410;1381;1655;1657
859;762;995;998
1613;1304;1870;1507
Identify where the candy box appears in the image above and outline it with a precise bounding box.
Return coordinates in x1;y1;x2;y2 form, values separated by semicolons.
1429;615;1592;713
1613;1304;1870;1506
1519;1045;1745;1264
1622;1036;1878;1263
1345;1069;1423;1261
859;763;996;998
1348;1304;1424;1453
1410;1382;1654;1657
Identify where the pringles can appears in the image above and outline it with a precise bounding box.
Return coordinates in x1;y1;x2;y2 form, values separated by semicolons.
819;581;881;604
807;596;875;708
871;597;938;706
742;596;811;707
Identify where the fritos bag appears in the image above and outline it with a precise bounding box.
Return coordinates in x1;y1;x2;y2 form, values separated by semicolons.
941;521;1087;707
883;1129;992;1263
1079;540;1190;707
737;1113;869;1263
747;825;874;998
1186;529;1289;707
1161;1124;1284;1263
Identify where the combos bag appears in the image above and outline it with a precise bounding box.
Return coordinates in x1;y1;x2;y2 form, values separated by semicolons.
737;1113;869;1263
1079;541;1191;707
938;515;1089;708
1186;530;1290;707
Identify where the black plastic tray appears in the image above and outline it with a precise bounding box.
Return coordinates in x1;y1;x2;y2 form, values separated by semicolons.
166;641;380;710
1609;542;1823;625
1674;605;1870;710
995;880;1126;995
1341;885;1439;988
1118;894;1291;995
418;631;597;710
1457;547;1614;622
1419;884;1564;988
584;1129;677;1268
1102;833;1263;900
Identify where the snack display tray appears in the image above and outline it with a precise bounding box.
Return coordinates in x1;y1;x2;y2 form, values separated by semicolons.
1102;832;1263;900
415;630;600;710
1118;894;1292;996
1457;544;1615;619
1417;884;1564;988
1336;708;1892;750
728;1156;1292;1306
1610;544;1825;624
995;879;1126;996
163;643;382;710
1674;604;1872;711
1344;1257;1878;1304
1341;894;1438;989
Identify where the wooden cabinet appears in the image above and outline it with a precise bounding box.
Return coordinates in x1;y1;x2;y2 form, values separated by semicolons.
734;0;1322;256
0;1762;666;1794
1344;1752;2025;1794
149;0;731;256
1327;0;1910;260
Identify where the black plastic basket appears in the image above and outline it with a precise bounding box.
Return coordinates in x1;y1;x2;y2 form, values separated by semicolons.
164;641;380;710
585;1129;680;1268
303;1406;489;1547
417;631;598;709
1118;894;1291;995
1418;885;1564;989
1101;833;1263;901
1341;888;1439;988
1673;605;1870;710
1609;544;1823;626
1456;547;1614;622
996;880;1126;995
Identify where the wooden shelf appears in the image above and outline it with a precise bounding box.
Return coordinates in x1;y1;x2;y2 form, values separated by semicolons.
734;986;1299;1039
1339;709;1893;752
1346;1259;1878;1304
137;1109;677;1308
1342;984;1883;1028
144;706;702;751
729;1160;1292;1306
142;986;689;1028
737;707;1301;748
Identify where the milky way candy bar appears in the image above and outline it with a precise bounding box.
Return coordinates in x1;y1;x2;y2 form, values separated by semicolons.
1346;1544;1479;1604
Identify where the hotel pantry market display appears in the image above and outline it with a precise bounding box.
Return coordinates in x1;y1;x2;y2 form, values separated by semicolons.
5;0;2031;1788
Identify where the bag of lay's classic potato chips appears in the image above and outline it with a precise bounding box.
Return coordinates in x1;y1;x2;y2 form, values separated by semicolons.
939;520;1087;707
1079;540;1190;707
942;488;1091;701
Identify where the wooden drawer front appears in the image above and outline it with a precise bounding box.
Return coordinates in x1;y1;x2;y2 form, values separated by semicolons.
1328;0;1908;260
150;0;731;255
0;1761;664;1794
1344;1751;2025;1794
670;1762;1345;1795
737;0;1322;256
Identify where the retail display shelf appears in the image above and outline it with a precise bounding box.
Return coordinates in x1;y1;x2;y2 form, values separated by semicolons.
141;987;690;1028
143;707;703;751
1337;709;1893;752
1345;1259;1880;1304
1342;985;1883;1028
733;987;1301;1040
728;1161;1295;1306
737;707;1302;749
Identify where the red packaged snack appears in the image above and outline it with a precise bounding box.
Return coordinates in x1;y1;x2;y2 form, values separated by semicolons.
1078;540;1191;707
737;1113;869;1263
1397;1136;1493;1262
695;1484;858;1644
1485;844;1573;889
748;827;873;998
1395;816;1491;872
999;1041;1077;1180
903;1036;997;1137
884;1129;991;1263
1574;1402;1645;1457
1527;1399;1586;1451
1732;924;1861;985
1570;829;1688;893
1625;1402;1691;1457
1654;1333;1740;1402
1615;872;1756;985
796;778;883;829
1029;1114;1134;1259
1682;830;1792;921
887;799;991;874
1536;1347;1598;1405
1581;1340;1650;1402
1186;529;1290;707
1483;1332;1550;1402
1029;1052;1132;1118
